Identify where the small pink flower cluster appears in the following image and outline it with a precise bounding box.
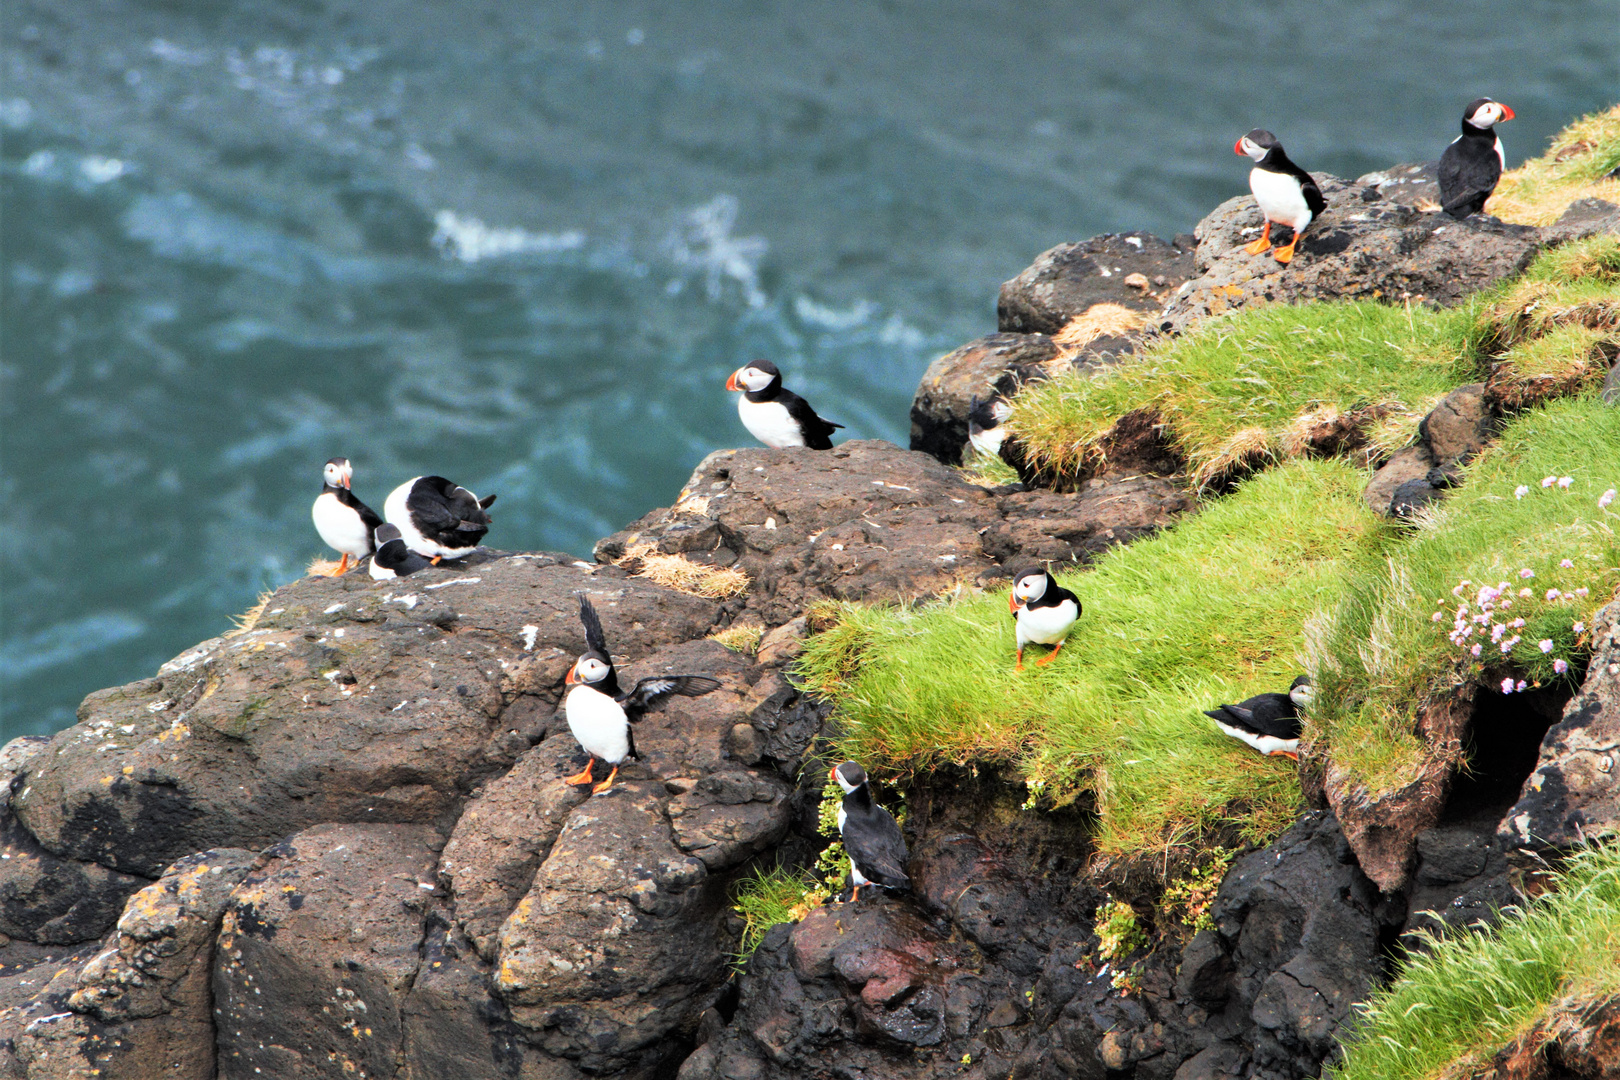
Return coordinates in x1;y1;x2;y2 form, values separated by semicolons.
1436;567;1593;693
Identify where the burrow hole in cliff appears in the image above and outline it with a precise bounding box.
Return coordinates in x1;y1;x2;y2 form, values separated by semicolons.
1441;681;1572;825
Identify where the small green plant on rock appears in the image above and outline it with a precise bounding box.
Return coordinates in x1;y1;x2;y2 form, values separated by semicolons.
730;865;826;969
1159;850;1235;939
1094;899;1147;994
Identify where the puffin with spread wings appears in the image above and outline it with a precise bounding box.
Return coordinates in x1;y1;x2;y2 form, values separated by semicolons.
563;594;721;794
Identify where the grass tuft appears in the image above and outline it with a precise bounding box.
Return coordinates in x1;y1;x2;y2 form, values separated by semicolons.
958;448;1022;488
709;622;764;655
1309;395;1620;796
1053;302;1147;351
730;865;826;967
618;543;750;599
1004;300;1485;488
224;590;274;637
307;556;346;578
1331;841;1620;1080
799;458;1392;860
1489;103;1620;226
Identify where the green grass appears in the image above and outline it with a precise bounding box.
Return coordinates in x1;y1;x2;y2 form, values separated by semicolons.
1309;395;1620;796
1331;842;1620;1080
1005;299;1486;487
799;458;1392;860
1491;103;1620;226
730;865;823;966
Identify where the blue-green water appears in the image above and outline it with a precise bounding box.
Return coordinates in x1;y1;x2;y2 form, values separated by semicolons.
2;0;1617;739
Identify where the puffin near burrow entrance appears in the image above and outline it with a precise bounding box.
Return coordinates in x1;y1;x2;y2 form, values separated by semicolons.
1234;129;1326;265
831;760;910;902
1204;675;1313;761
967;394;1012;458
368;523;435;580
1439;98;1515;219
311;457;383;576
1009;566;1082;671
563;594;721;795
726;359;844;450
382;475;496;562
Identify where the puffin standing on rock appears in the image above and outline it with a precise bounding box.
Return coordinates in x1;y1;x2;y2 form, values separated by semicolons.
563;595;721;794
831;760;910;902
312;457;383;575
1439;98;1515;219
1009;567;1082;671
1234;129;1326;264
726;359;843;449
1204;675;1313;760
368;524;435;580
382;476;496;562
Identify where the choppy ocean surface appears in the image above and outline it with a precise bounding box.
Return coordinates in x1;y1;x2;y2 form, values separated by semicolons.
2;0;1616;739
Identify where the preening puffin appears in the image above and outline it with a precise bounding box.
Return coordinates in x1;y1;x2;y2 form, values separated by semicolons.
382;476;496;562
368;523;435;580
726;360;843;450
563;594;721;794
1439;98;1515;219
312;457;383;576
1009;566;1081;671
967;394;1012;458
1204;675;1313;760
831;760;910;902
1234;130;1326;264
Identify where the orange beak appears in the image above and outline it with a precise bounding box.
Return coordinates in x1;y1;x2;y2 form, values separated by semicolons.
1500;104;1515;121
341;475;351;489
726;370;740;391
1233;138;1245;156
564;665;576;685
829;766;837;785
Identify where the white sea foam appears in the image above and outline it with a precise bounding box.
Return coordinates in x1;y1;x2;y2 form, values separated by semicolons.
432;211;586;263
664;195;767;308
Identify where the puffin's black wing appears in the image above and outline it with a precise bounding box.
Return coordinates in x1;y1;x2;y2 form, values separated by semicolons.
337;488;385;533
779;388;844;450
617;674;722;719
411;477;493;535
1300;174;1327;218
576;594;610;657
1438;139;1499;219
1203;693;1299;739
844;803;911;889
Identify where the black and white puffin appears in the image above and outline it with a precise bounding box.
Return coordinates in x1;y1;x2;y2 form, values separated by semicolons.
726;360;844;450
1009;566;1082;671
967;394;1012;458
382;476;496;562
831;760;910;902
563;594;721;794
368;524;435;580
1203;675;1313;761
1439;98;1515;219
1234;130;1326;265
311;457;383;576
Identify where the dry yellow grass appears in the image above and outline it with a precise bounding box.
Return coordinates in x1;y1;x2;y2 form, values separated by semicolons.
1489;103;1620;226
619;543;751;599
709;622;764;654
307;556;346;577
223;590;273;637
1053;302;1147;352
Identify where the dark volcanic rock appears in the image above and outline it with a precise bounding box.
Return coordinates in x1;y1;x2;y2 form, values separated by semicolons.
1500;601;1620;851
12;554;719;877
1543;197;1620;244
1160;176;1542;335
998;233;1195;336
1354;162;1441;208
910;332;1063;465
1364;383;1498;517
0;807;149;947
595;441;1192;624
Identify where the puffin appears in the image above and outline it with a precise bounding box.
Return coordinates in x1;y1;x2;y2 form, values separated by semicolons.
1234;129;1326;265
563;594;721;794
382;476;496;562
1204;675;1313;760
967;394;1012;458
726;360;844;450
1009;566;1082;671
831;760;910;902
311;457;383;576
368;524;435;580
1439;98;1515;219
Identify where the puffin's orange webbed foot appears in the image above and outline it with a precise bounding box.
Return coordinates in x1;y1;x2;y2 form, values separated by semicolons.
1275;750;1301;762
590;766;620;795
563;758;596;786
1273;230;1300;264
1035;641;1065;667
332;553;352;576
1244;221;1273;255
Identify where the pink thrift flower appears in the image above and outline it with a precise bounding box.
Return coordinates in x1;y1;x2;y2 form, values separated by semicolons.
1560;559;1574;569
1500;641;1513;654
1575;588;1589;598
1432;611;1443;622
1542;476;1557;488
1546;589;1561;601
1558;476;1573;489
1574;621;1586;633
1518;588;1533;598
1452;584;1465;597
1515;485;1529;499
1601;489;1616;509
1471;644;1482;658
1519;568;1535;579
1539;639;1554;653
1501;599;1514;610
1516;680;1527;692
1501;677;1516;693
1554;659;1568;674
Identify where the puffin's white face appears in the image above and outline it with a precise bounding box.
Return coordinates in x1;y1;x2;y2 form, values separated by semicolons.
1012;572;1049;606
732;365;774;393
323;460;353;489
1466;101;1512;128
1290;681;1315;708
1237;135;1267;161
832;761;865;793
571;655;610;686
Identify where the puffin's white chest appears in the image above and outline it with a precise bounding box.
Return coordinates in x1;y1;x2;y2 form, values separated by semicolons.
1016;598;1078;646
564;684;630;763
368;557;398;580
1212;719;1299;757
1249;167;1314;231
738;397;805;448
968;426;1006;457
1493;135;1504;170
383;478;475;558
313;492;372;558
